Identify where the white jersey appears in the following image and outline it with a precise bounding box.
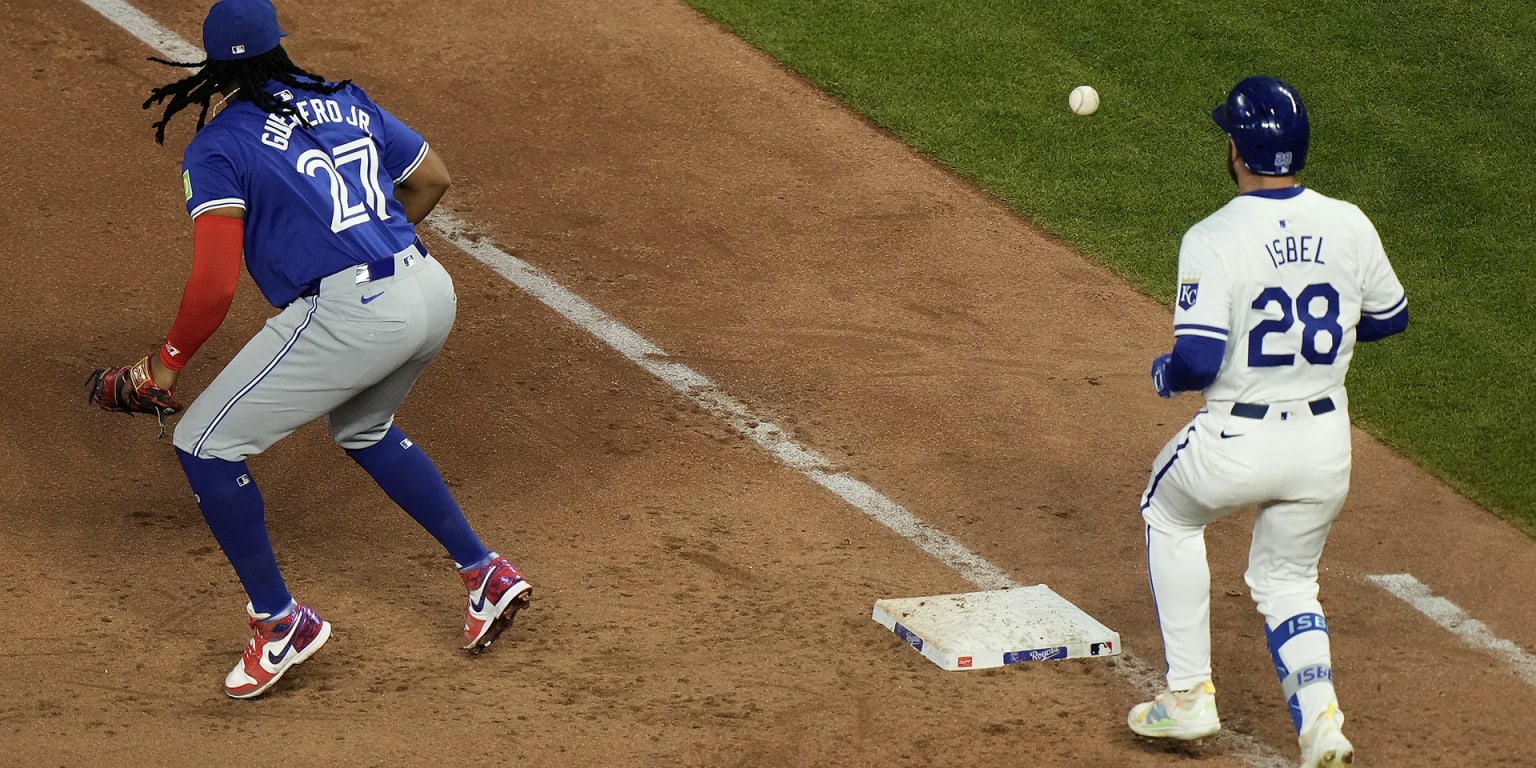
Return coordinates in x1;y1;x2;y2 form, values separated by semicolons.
1172;187;1406;404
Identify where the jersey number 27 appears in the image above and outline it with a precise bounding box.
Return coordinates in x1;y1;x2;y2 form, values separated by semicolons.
1248;283;1341;367
298;137;392;233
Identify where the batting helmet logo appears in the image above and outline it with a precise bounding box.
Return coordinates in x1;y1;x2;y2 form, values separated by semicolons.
1211;76;1310;176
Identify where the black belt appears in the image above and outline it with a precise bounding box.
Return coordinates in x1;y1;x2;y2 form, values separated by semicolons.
298;254;403;298
1231;397;1335;419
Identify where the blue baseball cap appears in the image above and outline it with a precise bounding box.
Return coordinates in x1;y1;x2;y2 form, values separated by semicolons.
203;0;286;61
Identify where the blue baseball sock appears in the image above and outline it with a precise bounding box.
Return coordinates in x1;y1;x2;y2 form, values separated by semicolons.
346;426;490;568
175;449;292;616
1266;612;1335;732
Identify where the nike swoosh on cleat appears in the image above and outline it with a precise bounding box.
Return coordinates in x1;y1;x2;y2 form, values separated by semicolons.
361;291;385;304
267;634;297;666
468;571;494;612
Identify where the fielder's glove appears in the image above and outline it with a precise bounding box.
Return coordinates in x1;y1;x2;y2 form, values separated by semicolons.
86;355;184;436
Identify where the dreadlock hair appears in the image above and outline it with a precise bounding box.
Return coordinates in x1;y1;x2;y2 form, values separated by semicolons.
142;45;351;145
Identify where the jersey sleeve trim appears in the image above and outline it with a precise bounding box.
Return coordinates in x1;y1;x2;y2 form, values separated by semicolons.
1362;294;1407;320
1173;323;1229;340
1359;305;1408;342
190;198;247;219
393;142;430;184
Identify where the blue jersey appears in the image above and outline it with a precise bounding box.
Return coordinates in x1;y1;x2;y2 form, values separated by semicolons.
181;81;429;307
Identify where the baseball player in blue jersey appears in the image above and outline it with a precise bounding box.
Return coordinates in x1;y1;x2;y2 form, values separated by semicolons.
1125;76;1408;767
86;0;531;699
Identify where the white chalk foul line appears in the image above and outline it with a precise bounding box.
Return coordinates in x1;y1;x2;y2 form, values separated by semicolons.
79;0;203;60
428;213;1019;591
1369;574;1536;689
77;3;1290;765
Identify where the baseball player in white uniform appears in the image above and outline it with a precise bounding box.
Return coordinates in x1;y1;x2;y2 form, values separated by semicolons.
1125;76;1408;768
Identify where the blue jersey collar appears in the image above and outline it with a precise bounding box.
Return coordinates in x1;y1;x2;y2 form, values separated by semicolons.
1242;186;1306;199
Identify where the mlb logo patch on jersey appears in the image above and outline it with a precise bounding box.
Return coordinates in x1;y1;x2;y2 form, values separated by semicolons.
1178;280;1199;310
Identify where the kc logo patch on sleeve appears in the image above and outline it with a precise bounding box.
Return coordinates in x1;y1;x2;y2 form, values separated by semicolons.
1178;279;1200;310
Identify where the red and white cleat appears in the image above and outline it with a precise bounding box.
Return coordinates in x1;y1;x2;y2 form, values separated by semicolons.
224;601;332;699
459;553;532;650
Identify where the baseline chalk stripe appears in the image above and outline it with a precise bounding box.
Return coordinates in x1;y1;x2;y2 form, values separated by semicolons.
440;204;1124;669
1369;573;1536;689
77;4;1288;765
428;210;1025;592
426;213;1009;586
79;0;203;60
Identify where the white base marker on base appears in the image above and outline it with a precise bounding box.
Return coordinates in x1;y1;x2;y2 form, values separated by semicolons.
873;587;1121;671
1369;573;1536;688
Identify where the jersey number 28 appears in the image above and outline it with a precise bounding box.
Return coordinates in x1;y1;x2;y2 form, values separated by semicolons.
1248;283;1342;367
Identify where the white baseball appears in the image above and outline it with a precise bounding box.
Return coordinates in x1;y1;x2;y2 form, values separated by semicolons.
1069;85;1099;116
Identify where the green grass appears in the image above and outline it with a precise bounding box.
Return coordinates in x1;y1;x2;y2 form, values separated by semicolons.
686;0;1536;531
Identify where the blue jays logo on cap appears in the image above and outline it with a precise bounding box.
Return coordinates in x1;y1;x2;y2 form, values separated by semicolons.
203;0;287;62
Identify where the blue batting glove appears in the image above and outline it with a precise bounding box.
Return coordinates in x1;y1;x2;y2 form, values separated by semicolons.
1150;353;1173;398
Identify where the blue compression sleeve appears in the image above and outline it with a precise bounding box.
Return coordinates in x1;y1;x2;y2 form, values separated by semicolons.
1358;305;1408;342
347;426;490;568
1168;335;1225;391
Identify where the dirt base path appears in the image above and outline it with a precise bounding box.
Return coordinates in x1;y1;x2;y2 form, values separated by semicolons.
5;0;1533;765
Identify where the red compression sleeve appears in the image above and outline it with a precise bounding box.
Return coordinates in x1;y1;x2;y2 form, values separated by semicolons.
159;215;243;371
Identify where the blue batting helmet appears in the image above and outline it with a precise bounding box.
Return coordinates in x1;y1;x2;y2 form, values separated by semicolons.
1210;76;1309;176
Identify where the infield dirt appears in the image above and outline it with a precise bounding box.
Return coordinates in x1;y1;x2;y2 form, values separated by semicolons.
5;0;1534;765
